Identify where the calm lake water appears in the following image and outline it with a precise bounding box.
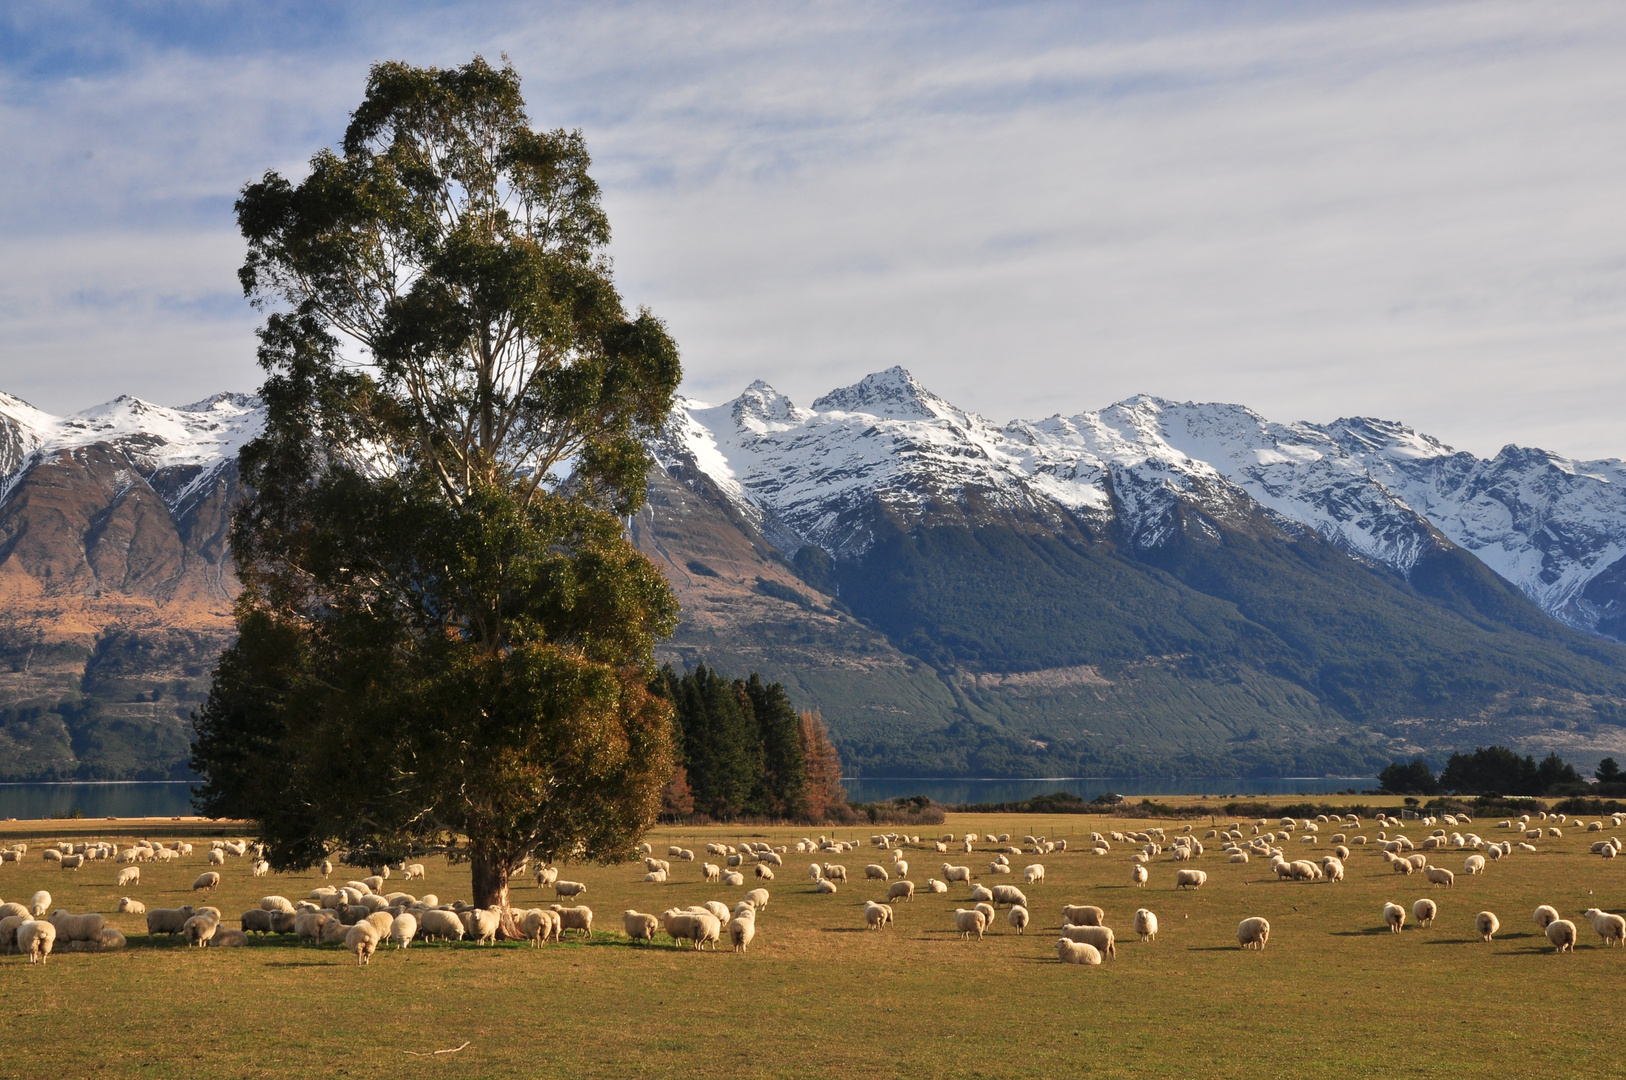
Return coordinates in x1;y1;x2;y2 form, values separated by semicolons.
842;776;1377;806
0;776;1377;820
0;782;198;820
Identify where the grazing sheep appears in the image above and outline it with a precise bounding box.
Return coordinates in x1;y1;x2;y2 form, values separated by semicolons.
864;864;890;882
663;911;721;949
622;910;659;944
535;865;559;887
207;849;226;866
1463;854;1486;875
1024;864;1045;885
1134;908;1158;942
1321;857;1345;883
888;880;915;902
1534;905;1560;930
1413;899;1438;928
728;912;756;952
1175;869;1208;891
1062;904;1105;927
554;880;587;899
1228;852;1249;865
346;922;380;965
1547;919;1578;953
240;909;275;934
1424;866;1455;888
864;901;894;930
116;866;140;888
1383;902;1406;932
549;904;594;937
19;920;56;964
990;885;1028;909
390;912;418;949
400;863;425;882
754;865;775;881
30;891;50;917
1236;917;1271;950
895;860;909;878
184;913;221;947
1007;905;1030;933
417;909;465;942
1061;923;1116;958
48;910;107;943
1475;910;1499;941
953;908;988;940
743;888;770;911
192;872;221;892
1056;938;1103;965
1583;908;1626;947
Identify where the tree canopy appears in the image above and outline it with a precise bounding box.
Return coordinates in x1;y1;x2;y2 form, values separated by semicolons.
1385;746;1584;797
192;56;682;935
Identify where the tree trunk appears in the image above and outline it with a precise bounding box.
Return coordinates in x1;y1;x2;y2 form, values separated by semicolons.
470;847;522;940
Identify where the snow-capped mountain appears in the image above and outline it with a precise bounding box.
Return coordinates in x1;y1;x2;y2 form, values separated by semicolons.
657;367;1626;641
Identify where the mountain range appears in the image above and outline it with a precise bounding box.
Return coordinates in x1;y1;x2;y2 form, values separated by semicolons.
5;369;1626;780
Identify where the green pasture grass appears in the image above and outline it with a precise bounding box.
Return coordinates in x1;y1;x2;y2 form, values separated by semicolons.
1;811;1623;1079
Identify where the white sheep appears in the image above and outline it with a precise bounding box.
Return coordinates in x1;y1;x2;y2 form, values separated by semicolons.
1134;908;1158;942
1474;910;1499;941
1061;923;1116;958
622;910;659;944
823;864;848;883
460;908;500;944
184;913;221;947
1007;905;1029;933
553;880;587;898
116;866;140;888
345;922;380;965
1423;866;1455;888
1383;902;1406;932
894;859;909;878
754;865;775;881
1583;908;1626;947
19;920;56;964
1463;854;1486;875
814;878;838;894
990;885;1027;908
864;864;890;881
1547;919;1578;953
1023;864;1045;885
192;872;221;892
863;901;894;930
1131;864;1149;887
1062;904;1105;927
1236;916;1271;950
1056;937;1102;965
743;888;770;911
1175;869;1207;890
390;912;418;949
117;897;146;915
723;871;746;887
551;904;594;937
953;908;987;940
1534;904;1560;929
888;880;915;903
925;878;948;894
728;912;756;952
30;890;51;916
1413;898;1437;928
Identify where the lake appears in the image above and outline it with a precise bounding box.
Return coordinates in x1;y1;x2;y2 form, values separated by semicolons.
0;776;1378;820
841;776;1377;806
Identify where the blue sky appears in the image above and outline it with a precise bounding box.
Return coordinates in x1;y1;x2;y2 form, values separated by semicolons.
2;1;1625;458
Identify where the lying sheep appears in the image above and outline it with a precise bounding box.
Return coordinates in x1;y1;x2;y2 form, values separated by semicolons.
208;928;248;948
925;878;949;894
953;908;988;940
117;897;145;915
1383;902;1406;932
1056;937;1102;965
19;920;56;964
622;910;659;944
888;880;915;902
1236;917;1271;950
1061;923;1116;958
814;878;838;894
1547;919;1578;953
1134;908;1158;942
1583;907;1626;947
970;885;994;904
722;871;745;887
864;901;894;930
1062;904;1105;927
1413;898;1437;928
1175;869;1207;891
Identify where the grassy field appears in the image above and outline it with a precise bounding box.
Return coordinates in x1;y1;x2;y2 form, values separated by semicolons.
1;809;1623;1079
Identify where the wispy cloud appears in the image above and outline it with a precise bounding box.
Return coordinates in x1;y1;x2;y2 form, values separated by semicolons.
1;1;1624;458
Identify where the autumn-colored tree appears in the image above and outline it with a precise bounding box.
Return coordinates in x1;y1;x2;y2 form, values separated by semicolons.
800;709;846;820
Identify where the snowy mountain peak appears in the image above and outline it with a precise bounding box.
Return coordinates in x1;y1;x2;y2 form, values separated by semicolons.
729;381;807;431
811;366;956;422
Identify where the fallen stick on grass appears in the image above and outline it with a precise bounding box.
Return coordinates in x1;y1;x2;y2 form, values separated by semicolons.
402;1042;470;1057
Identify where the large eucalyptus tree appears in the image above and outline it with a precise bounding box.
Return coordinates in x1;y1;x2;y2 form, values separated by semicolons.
192;57;682;935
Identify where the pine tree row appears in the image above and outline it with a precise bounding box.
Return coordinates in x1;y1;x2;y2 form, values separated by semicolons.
656;664;845;822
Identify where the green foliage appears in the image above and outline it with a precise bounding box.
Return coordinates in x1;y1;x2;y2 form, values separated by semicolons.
1597;757;1621;783
1436;745;1581;796
194;56;682;926
1377;758;1440;796
657;664;821;821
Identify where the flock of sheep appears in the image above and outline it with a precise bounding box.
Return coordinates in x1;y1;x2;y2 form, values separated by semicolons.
1;805;1621;966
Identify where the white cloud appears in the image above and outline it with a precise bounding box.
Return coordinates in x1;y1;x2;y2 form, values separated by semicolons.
1;1;1624;459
